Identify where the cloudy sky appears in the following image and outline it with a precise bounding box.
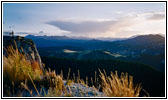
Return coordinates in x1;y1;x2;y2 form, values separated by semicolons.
3;2;166;38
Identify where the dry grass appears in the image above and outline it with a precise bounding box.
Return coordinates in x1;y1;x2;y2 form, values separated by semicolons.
99;69;142;97
44;69;67;97
3;45;42;83
3;45;43;96
31;61;43;77
45;69;65;90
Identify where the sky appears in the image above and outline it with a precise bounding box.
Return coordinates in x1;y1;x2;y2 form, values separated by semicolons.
3;2;166;38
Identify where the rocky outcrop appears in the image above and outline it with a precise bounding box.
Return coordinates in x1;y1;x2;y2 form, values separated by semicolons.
3;36;44;70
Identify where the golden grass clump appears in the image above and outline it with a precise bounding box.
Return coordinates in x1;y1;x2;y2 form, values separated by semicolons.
99;69;142;97
45;69;66;97
3;45;43;84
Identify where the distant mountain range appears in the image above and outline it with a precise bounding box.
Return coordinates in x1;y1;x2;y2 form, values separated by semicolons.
25;34;165;55
25;34;165;72
25;34;126;42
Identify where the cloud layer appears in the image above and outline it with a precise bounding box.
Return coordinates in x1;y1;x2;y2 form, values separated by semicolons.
45;11;165;38
46;20;115;34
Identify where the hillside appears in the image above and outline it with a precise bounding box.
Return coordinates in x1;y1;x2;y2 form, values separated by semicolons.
116;34;165;46
37;48;124;60
114;34;165;55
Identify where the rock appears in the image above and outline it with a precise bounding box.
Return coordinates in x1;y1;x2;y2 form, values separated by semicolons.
3;36;44;70
21;80;105;97
62;81;105;97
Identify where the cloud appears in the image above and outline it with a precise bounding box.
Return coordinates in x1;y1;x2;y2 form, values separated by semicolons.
46;20;115;34
43;11;165;38
147;13;165;20
45;16;138;37
136;11;165;20
115;11;123;14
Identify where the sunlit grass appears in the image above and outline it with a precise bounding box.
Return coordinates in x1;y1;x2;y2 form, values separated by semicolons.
99;69;142;97
44;69;66;97
3;45;43;96
3;45;43;82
